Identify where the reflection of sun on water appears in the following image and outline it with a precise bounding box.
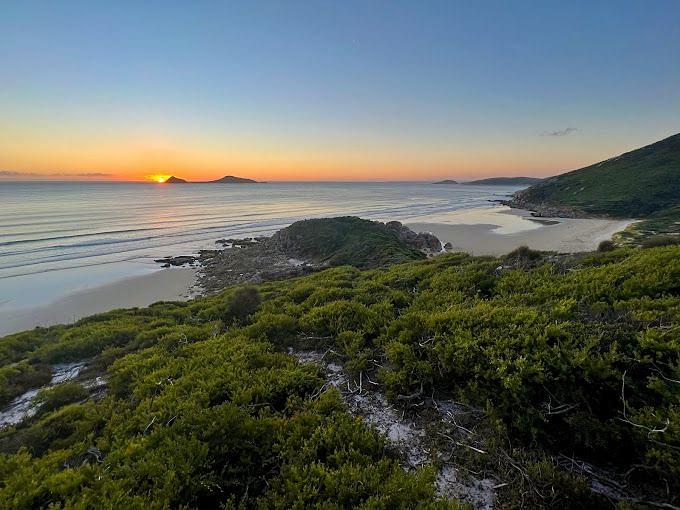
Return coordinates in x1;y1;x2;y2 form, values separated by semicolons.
147;174;172;183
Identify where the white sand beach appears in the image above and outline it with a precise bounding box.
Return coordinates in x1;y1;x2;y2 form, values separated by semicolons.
0;268;196;336
407;206;635;257
0;206;634;337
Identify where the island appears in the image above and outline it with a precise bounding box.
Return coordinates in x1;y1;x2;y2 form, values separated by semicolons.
208;175;259;184
163;175;188;183
433;179;458;184
162;175;261;184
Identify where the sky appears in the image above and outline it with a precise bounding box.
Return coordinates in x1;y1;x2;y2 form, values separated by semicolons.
1;1;679;182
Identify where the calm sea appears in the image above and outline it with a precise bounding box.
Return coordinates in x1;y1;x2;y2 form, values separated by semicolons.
0;181;520;309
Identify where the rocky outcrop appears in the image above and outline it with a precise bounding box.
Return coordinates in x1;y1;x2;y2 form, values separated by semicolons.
384;221;441;252
158;217;443;293
504;194;595;219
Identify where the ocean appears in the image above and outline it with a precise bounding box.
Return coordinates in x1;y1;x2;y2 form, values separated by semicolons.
0;181;521;311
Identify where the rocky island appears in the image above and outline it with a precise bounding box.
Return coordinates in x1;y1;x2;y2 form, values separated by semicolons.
162;175;261;184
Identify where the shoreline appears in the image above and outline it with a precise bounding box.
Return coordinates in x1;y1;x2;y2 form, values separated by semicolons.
0;268;197;336
1;206;635;336
407;207;635;256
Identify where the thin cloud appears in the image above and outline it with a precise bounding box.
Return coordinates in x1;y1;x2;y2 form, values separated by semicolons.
0;170;39;176
541;127;578;137
0;170;112;178
66;172;112;177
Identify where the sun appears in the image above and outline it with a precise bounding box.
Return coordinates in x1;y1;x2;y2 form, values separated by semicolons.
147;174;172;183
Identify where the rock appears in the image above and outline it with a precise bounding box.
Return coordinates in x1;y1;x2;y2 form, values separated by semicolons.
154;255;197;267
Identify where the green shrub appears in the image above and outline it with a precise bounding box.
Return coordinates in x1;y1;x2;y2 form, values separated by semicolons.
597;239;616;252
35;382;89;417
220;286;262;325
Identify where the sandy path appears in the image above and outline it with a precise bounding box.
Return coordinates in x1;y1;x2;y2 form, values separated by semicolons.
0;268;196;336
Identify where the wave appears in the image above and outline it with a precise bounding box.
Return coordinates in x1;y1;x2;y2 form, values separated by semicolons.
0;183;516;278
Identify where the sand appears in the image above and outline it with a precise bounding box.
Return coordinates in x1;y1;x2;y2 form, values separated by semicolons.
0;268;197;336
407;207;635;257
0;206;634;336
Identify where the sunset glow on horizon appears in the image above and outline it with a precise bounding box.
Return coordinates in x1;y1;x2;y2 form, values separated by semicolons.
1;2;679;183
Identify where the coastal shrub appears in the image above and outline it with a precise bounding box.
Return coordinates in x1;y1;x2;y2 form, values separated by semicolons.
0;361;52;407
503;245;544;268
641;235;680;248
597;239;616;252
300;300;379;337
220;285;262;325
0;245;679;506
35;382;89;417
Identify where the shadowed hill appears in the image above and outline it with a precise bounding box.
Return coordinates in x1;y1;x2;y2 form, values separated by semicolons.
511;133;680;218
208;175;259;183
163;175;188;183
270;216;438;268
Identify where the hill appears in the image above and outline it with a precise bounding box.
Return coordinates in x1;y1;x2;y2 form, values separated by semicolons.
163;175;188;183
433;179;458;184
208;175;259;184
270;216;439;268
510;133;680;219
464;176;543;186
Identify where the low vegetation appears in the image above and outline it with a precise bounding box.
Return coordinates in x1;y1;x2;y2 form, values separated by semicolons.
0;244;678;508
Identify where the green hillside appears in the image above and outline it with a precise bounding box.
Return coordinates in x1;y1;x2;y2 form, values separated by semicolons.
1;244;679;508
512;133;680;218
270;216;427;268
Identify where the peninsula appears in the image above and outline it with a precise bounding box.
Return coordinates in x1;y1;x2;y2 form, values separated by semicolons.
464;177;543;185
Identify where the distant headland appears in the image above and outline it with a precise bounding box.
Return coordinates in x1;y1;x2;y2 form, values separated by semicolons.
433;177;543;185
463;177;543;185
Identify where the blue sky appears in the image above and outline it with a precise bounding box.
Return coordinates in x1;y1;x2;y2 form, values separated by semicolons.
1;0;679;180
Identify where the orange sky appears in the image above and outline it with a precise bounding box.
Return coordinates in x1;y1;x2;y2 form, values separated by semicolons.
0;129;634;182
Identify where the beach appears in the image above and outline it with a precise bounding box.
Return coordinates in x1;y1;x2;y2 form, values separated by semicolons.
0;201;635;336
0;268;196;336
407;207;634;256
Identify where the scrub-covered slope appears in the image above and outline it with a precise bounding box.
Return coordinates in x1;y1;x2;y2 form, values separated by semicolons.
1;244;679;508
511;133;680;219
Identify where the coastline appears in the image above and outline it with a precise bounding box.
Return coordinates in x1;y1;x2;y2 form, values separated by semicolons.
1;206;635;336
0;268;196;336
407;207;635;256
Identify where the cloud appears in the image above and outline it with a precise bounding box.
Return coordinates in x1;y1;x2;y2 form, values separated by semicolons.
541;127;578;137
0;170;39;176
0;170;112;178
67;172;112;177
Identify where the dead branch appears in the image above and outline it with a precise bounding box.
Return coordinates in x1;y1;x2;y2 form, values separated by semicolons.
619;370;670;436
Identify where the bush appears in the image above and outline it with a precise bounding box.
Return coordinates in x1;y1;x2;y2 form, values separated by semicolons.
503;245;544;267
220;286;262;325
35;382;89;416
641;235;680;248
597;239;616;252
